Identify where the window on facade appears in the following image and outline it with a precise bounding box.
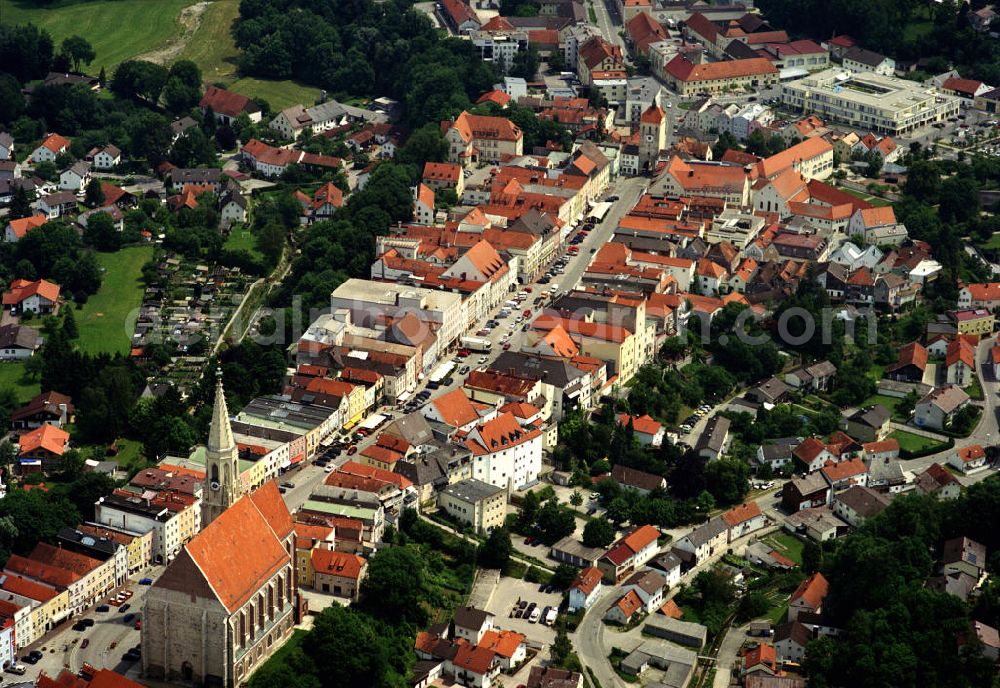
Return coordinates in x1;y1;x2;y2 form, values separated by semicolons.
268;585;274;620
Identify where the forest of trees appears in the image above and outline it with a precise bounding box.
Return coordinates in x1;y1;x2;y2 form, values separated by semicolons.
804;480;1000;687
233;0;499;128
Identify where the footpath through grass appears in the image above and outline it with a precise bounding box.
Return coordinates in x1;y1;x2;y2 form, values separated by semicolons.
175;0;241;82
75;246;153;355
2;0;192;71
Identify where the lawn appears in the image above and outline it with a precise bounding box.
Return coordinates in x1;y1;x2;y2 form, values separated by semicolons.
75;246;154;355
967;377;984;401
762;532;805;566
978;233;1000;251
175;0;241;83
2;0;193;71
223;226;263;260
839;186;893;208
112;438;148;472
0;362;41;404
890;429;949;455
861;394;906;419
229;77;320;112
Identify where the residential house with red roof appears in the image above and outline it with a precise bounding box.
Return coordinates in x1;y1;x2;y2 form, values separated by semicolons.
3;213;47;242
651;156;751;205
598;524;661;582
440;0;482;34
414;183;436;225
604;589;644;624
946;337;976;385
569;566;603;611
722;502;766;542
885;341;928;383
422;161;465;197
848;205;908;246
959;282;1000;310
942;77;991;101
617;413;664;446
820;457;868;490
31;133;70;164
788;572;829;621
792;437;836;472
950;444;988;474
17;424;70;473
3;278;60;314
200;85;262;124
577;36;625;86
308;549;367;601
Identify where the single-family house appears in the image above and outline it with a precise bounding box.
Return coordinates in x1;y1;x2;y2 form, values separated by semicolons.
946;337;976;386
3;279;60;315
832;485;889;527
0;324;42;360
620;569;665;613
773;621;811;663
200;86;262;124
784;360;836;391
884;342;927;383
950;444;988;474
915;385;971;431
605;590;644;625
59;161;91;192
943;536;987;579
722;502;767;542
782;472;832;512
841;405;890;442
914;463;961;500
820;458;868;491
617;413;665;446
598;524;660;581
792;437;836;472
88;145;122;170
3;214;47;242
568;566;603;611
11;391;74;430
787;572;828;621
31;133;70;163
17;423;70;472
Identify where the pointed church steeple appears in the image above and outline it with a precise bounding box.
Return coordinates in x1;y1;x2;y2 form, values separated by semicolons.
202;369;242;528
208;370;235;454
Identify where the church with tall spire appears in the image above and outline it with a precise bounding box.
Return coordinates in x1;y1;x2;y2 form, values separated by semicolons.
202;371;243;527
142;371;298;687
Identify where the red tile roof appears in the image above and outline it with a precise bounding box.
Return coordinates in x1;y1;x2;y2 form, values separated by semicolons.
946;337;976;370
200;86;257;119
479;629;525;658
721;502;762;528
4;278;60;306
18;424;69;456
790;572;828;610
613;590;643;619
821;458;867;483
956;444;985;464
423;161;462;184
4;214;48;240
183;486;291;612
310;548;366;580
452;641;496;675
659;599;684;618
572;566;603;596
665;55;777;83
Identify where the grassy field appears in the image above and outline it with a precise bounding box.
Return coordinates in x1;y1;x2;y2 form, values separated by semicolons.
890;429;948;455
0;362;41;404
2;0;192;71
840;186;893;208
229;77;319;111
75;246;154;355
223;226;262;259
861;394;906;419
175;0;241;83
979;233;1000;251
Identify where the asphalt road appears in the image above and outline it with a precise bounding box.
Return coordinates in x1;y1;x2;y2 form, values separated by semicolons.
591;0;624;51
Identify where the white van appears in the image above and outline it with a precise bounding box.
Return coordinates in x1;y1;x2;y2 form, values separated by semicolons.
544;608;558;625
7;665;26;676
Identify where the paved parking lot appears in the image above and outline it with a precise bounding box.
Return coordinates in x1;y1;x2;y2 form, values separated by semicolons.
486;578;562;646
